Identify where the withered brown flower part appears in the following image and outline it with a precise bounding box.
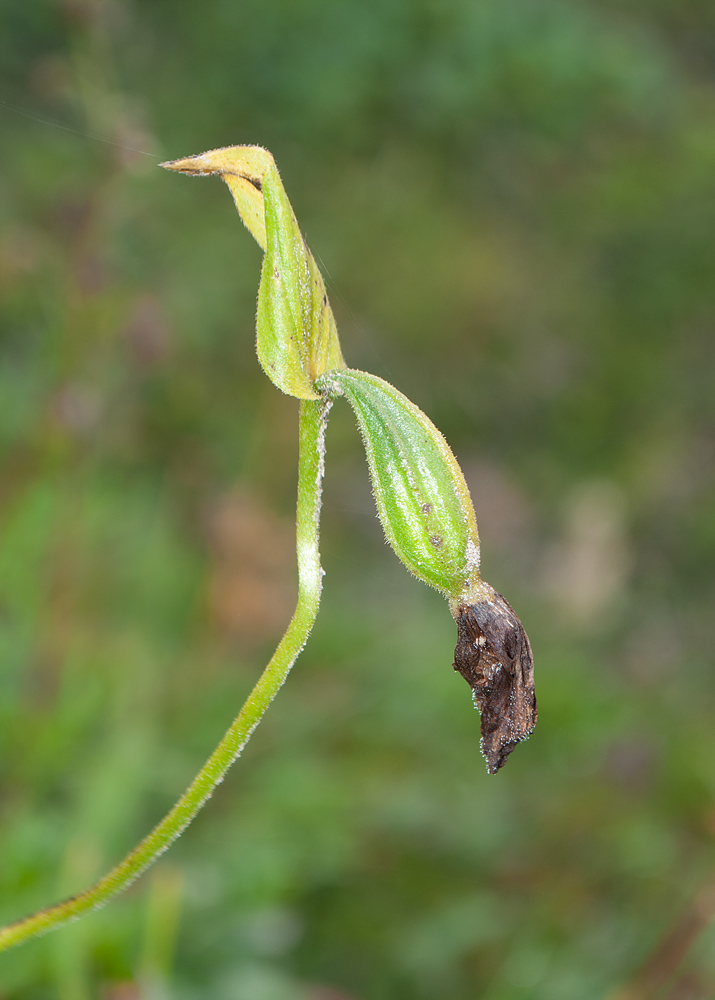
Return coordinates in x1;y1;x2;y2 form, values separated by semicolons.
453;586;537;774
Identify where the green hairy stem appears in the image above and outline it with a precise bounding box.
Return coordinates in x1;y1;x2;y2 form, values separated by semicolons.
0;398;330;953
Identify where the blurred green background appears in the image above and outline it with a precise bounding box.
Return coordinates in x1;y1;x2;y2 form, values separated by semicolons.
1;0;715;997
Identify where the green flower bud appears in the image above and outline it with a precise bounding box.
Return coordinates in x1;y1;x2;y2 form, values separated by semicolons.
161;146;345;400
317;369;481;599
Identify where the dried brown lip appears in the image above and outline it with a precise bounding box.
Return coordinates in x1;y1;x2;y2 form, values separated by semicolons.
453;587;537;773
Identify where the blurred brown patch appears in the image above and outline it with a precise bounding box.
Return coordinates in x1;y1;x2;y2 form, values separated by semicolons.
51;382;103;436
0;225;46;289
462;459;534;565
609;882;715;1000
205;489;294;642
664;970;711;1000
305;988;358;1000
75;251;108;295
542;479;630;630
122;295;172;367
102;983;140;1000
29;54;73;102
624;618;682;685
603;736;658;793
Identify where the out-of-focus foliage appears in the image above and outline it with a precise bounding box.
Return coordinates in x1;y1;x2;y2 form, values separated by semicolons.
1;0;714;997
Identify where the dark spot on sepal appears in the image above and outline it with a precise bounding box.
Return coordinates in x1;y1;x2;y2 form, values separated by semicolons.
453;587;537;774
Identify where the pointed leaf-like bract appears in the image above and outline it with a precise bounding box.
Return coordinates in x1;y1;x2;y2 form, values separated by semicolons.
161;145;345;399
318;369;480;598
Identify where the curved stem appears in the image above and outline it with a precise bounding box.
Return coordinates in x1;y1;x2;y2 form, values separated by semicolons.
0;398;331;953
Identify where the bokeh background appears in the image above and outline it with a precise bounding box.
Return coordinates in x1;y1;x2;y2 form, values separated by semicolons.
1;0;715;997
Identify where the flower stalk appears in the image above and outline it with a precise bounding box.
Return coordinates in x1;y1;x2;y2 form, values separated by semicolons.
0;399;330;952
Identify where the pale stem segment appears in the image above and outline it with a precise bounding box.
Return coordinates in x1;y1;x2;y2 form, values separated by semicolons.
0;398;330;953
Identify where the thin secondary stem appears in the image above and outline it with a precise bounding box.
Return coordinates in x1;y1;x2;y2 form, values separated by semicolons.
0;398;331;953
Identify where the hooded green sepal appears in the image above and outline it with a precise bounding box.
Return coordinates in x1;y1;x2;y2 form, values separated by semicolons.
160;145;345;400
318;369;481;598
257;167;346;399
